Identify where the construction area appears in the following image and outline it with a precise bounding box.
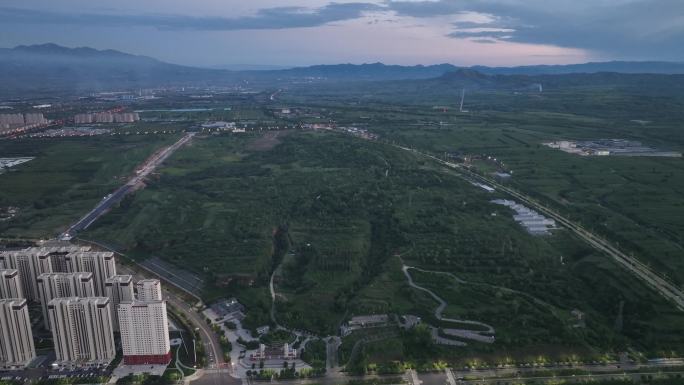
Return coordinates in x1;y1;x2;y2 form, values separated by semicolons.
543;139;682;157
492;199;557;235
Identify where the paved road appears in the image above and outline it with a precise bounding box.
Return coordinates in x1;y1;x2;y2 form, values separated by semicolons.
59;132;195;240
451;358;684;378
401;265;495;342
189;369;238;385
325;337;341;370
269;267;283;330
394;145;684;311
454;370;684;384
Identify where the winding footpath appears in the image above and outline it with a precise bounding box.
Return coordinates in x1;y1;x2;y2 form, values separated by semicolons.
402;265;495;343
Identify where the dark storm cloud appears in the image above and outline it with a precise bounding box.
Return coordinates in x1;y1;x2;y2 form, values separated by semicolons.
0;3;381;31
386;0;684;59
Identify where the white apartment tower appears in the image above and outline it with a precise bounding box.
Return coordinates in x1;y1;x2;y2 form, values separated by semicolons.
37;272;95;330
136;279;162;301
0;269;24;299
105;275;134;332
48;297;116;368
118;300;171;365
0;299;36;370
64;252;116;296
48;245;92;272
0;249;53;301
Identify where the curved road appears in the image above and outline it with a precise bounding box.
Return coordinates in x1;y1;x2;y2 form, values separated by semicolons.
402;265;495;335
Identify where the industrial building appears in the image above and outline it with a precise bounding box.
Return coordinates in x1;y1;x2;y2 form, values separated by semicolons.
0;269;24;300
48;297;116;368
543;139;682;157
105;275;134;332
0;299;36;370
37;272;95;329
118;300;171;365
492;199;557;235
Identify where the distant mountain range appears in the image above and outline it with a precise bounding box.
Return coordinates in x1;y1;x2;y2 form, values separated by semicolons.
0;43;229;96
472;61;684;75
2;43;684;96
259;63;461;80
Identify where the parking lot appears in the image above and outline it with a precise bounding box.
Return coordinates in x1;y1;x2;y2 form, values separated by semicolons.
0;362;112;384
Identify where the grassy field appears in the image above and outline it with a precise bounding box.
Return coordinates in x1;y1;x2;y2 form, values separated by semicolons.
278;85;684;287
0;135;176;238
80;127;684;361
5;82;683;367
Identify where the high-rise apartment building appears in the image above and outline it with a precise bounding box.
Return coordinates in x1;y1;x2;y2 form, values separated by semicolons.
105;275;134;332
45;245;91;272
0;299;36;370
48;297;116;368
0;249;53;301
118;300;171;365
23;113;47;125
136;279;162;302
63;252;116;296
37;272;95;329
0;269;24;300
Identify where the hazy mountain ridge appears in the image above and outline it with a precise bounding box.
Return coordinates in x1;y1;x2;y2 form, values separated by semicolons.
261;62;460;80
472;61;684;75
0;44;230;96
2;44;684;96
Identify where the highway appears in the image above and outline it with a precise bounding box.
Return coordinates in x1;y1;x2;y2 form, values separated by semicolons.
59;132;195;240
448;360;684;384
394;144;684;311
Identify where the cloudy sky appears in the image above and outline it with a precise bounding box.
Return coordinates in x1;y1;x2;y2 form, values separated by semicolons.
1;0;683;67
